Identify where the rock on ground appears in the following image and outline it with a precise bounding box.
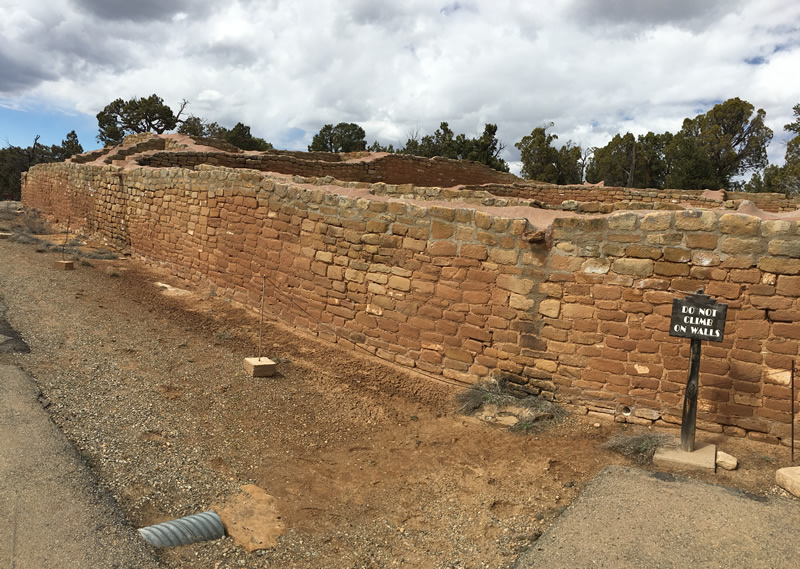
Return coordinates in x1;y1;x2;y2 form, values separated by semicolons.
776;466;800;497
716;450;739;471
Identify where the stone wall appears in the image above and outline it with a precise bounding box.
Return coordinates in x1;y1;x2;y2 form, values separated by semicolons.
544;211;800;444
21;159;800;445
471;183;800;213
137;151;519;188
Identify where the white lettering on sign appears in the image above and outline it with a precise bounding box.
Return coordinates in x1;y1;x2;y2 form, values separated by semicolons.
675;314;716;328
683;316;713;326
681;306;719;318
689;326;721;338
670;296;728;342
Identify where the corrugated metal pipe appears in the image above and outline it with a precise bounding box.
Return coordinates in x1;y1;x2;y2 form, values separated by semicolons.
138;510;225;548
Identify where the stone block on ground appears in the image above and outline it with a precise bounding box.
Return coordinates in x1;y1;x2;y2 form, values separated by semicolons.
776;466;800;497
243;356;277;377
716;450;738;471
53;260;75;270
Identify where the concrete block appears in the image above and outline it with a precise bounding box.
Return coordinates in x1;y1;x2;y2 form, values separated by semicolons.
776;466;800;497
53;260;75;270
243;357;277;378
653;440;716;471
0;232;11;239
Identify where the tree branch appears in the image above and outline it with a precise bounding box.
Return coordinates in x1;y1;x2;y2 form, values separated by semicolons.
175;99;189;123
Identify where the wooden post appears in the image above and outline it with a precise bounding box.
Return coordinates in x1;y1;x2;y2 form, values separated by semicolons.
53;215;75;270
258;275;266;360
681;337;702;452
62;216;70;261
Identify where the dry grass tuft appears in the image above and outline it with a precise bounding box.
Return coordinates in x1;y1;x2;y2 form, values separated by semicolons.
603;433;675;464
454;379;567;433
21;210;51;235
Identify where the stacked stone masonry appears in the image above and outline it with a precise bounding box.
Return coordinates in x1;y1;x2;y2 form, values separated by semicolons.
20;140;800;446
137;150;519;188
473;183;800;213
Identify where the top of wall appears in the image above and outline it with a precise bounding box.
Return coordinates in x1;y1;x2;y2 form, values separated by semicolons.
64;133;800;217
68;133;519;188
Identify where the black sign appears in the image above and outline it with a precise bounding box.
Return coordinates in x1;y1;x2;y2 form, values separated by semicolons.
669;292;728;343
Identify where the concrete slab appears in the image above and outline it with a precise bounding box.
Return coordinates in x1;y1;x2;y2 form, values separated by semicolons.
243;356;277;377
653;440;716;471
512;465;800;569
0;365;161;569
0;301;29;354
0;232;11;239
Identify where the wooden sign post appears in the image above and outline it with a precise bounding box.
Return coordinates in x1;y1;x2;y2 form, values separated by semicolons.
669;290;728;452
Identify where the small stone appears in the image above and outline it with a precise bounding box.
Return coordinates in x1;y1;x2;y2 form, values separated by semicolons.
776;467;800;497
495;415;519;426
716;450;738;471
538;298;561;318
593;423;601;428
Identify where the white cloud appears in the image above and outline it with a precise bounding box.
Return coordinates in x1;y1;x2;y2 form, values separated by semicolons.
0;0;798;166
197;90;222;102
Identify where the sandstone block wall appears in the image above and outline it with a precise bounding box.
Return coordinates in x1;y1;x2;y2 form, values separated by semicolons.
474;183;800;213
21;157;800;445
23;163;552;396
137;151;519;188
545;211;800;443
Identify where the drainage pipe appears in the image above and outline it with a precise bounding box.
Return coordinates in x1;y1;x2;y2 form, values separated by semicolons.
138;510;225;548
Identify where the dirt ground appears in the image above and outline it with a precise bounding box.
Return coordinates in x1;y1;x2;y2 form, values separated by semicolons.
0;206;795;569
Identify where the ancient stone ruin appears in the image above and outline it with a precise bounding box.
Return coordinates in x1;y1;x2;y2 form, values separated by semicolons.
21;133;800;445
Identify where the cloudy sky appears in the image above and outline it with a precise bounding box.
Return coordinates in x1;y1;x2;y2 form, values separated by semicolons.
1;0;799;174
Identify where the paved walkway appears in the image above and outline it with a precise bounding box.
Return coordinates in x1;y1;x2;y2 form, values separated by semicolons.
513;465;800;569
0;365;162;569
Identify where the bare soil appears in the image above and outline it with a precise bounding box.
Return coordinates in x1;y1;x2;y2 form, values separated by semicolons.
0;207;793;569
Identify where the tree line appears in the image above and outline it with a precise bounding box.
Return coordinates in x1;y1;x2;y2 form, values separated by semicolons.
747;103;800;194
0;132;83;200
520;98;799;194
94;94;512;171
308;121;510;172
308;98;799;194
3;94;798;200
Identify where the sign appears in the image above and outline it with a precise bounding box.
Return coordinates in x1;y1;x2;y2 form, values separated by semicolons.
669;292;728;343
668;290;729;452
